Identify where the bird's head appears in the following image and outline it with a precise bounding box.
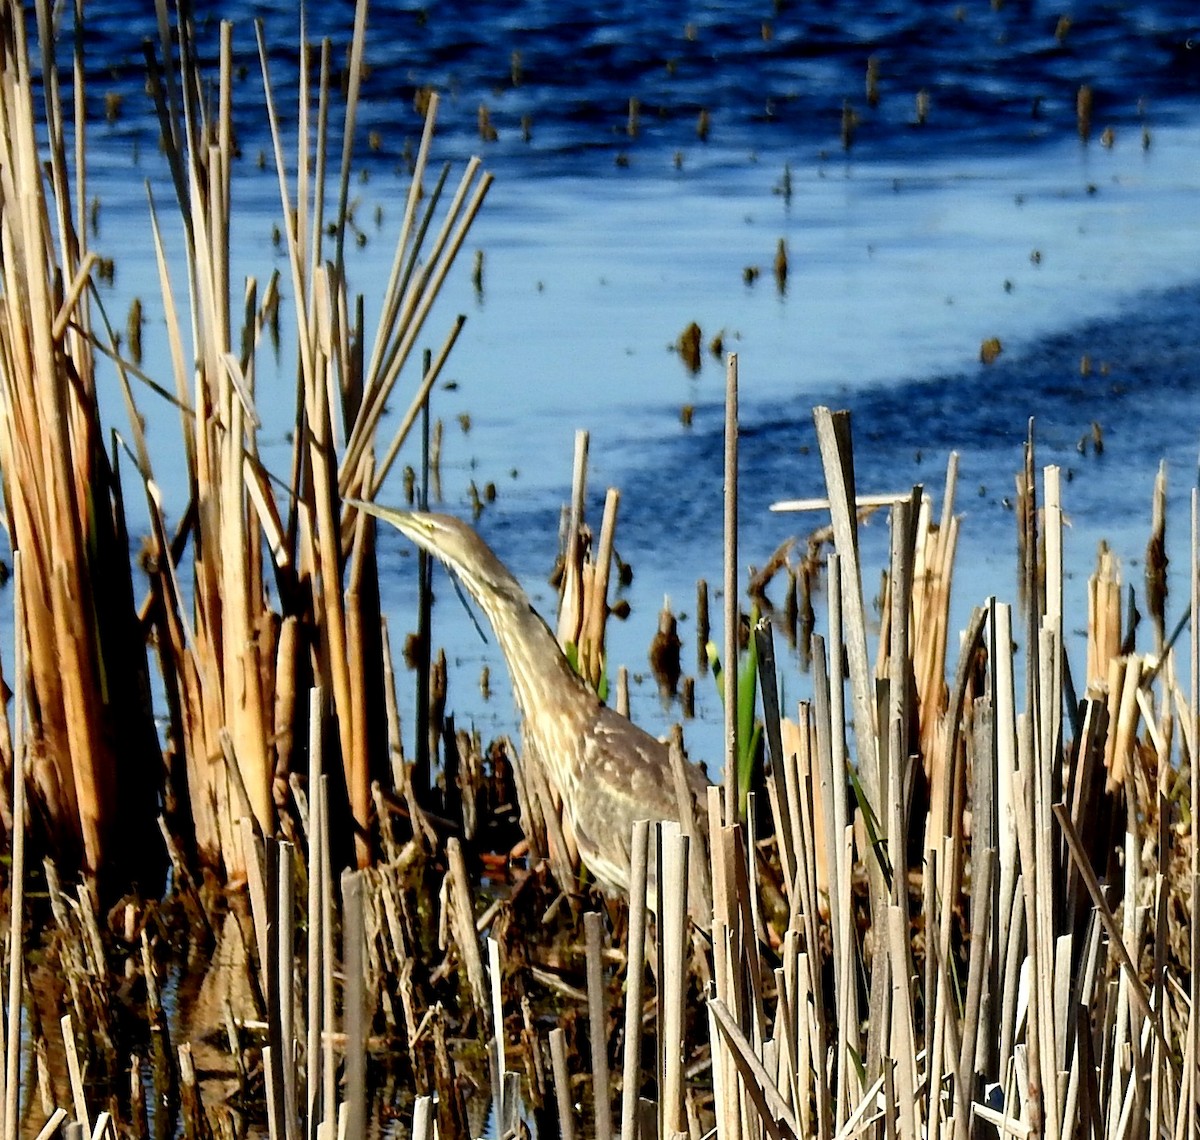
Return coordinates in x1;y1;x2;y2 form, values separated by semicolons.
347;501;524;608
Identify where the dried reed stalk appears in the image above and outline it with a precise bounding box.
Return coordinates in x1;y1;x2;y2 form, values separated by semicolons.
585;913;613;1140
1087;543;1122;689
557;429;590;648
619;820;650;1140
0;556;25;1140
553;431;621;691
341;870;367;1140
723;356;740;817
578;488;620;690
550;1027;576;1140
1191;489;1200;1140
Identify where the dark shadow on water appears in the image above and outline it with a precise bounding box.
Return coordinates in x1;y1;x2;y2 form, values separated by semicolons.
606;277;1200;570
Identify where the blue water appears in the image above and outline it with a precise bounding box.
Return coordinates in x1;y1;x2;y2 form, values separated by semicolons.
23;1;1200;763
81;1;1200;161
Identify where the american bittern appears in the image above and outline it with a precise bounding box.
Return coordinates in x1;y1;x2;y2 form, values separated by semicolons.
355;504;711;914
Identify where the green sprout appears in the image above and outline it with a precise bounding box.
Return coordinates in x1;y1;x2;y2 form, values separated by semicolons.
706;608;765;818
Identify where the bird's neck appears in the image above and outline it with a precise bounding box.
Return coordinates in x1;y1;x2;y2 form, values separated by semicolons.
492;597;595;705
484;594;598;725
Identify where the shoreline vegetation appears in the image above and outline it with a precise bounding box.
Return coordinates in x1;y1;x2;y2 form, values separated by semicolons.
0;3;1195;1139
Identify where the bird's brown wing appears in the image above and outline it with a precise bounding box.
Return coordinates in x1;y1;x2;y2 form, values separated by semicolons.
588;706;708;820
567;706;711;908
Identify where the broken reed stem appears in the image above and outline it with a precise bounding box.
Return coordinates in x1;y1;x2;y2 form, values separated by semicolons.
812;407;880;885
305;691;323;1136
319;779;336;1138
580;487;620;689
1191;489;1200;1140
341;870;366;1140
619;821;650;1140
659;825;690;1139
489;937;506;1129
2;555;25;1140
557;429;589;649
585;913;612;1140
60;1016;87;1135
448;839;488;1013
550;1028;576;1140
723;354;739;819
277;850;298;1140
410;1097;434;1140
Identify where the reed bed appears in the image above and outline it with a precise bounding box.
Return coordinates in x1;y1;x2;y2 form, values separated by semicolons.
0;2;1194;1139
533;410;1197;1140
8;401;1196;1139
0;0;488;887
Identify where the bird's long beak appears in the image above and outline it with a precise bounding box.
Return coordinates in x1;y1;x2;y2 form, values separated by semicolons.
345;498;423;545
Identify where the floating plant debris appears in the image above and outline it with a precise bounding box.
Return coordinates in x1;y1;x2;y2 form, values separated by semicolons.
915;87;930;124
841;99;858;149
773;238;788;293
477;103;498;142
648;597;682;699
1077;83;1093;142
126;297;144;366
676;321;702;372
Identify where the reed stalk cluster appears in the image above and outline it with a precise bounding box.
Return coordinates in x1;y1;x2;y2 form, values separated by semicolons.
0;0;488;890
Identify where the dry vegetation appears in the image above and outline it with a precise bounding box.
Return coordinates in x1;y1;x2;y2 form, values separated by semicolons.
0;3;1194;1140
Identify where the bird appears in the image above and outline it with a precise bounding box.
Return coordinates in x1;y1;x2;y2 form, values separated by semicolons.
351;503;711;918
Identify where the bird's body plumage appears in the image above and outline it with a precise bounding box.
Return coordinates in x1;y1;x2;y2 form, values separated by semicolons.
568;705;709;896
355;504;710;913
